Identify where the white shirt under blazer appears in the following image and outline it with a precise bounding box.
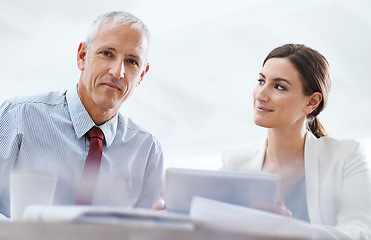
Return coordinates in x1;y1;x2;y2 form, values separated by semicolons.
221;131;371;239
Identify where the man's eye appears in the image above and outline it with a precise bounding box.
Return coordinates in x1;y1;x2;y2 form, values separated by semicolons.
101;51;112;57
126;59;138;66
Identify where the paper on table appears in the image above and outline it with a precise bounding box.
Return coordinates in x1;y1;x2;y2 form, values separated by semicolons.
189;197;315;240
23;205;195;230
23;205;91;222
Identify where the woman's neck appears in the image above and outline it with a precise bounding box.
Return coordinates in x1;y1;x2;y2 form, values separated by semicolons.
265;126;307;164
263;126;307;194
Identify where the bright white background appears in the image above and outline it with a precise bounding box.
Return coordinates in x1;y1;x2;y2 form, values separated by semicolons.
1;0;370;169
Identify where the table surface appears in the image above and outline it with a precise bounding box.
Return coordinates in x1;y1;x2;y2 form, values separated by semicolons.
0;221;304;240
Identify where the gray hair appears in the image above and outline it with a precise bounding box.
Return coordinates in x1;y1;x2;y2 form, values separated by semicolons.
84;11;151;52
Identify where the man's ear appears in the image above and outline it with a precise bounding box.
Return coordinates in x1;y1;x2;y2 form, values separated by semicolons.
136;63;150;87
304;92;323;114
77;42;88;71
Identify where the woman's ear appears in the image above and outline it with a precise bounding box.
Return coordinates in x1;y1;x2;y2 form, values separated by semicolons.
305;92;323;114
77;42;87;71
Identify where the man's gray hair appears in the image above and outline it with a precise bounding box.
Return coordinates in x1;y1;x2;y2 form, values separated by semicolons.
84;11;151;51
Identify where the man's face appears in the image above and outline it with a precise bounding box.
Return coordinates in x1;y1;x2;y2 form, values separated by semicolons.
77;20;149;122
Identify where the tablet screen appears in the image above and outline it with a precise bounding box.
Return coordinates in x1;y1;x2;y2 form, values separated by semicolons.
164;168;280;214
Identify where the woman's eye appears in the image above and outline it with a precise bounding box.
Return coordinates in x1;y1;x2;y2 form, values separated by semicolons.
257;79;265;85
274;84;286;91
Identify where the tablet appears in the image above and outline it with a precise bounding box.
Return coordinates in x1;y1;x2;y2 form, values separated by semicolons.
164;168;280;214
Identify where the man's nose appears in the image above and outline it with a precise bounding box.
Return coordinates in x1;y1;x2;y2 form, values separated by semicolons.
109;61;125;79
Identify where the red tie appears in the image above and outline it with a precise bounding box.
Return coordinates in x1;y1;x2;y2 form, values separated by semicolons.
75;127;104;205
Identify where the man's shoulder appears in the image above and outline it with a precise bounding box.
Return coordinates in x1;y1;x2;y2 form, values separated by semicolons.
4;90;67;108
118;114;160;142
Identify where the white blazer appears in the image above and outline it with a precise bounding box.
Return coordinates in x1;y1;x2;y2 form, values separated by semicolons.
221;131;371;239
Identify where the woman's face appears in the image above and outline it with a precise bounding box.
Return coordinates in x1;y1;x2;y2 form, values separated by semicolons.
253;57;311;130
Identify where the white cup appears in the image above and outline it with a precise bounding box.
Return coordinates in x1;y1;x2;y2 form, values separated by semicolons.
10;172;57;221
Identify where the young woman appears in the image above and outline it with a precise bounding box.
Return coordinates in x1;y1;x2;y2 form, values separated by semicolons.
221;44;371;239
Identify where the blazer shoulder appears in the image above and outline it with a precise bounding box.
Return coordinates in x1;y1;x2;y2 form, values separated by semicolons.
318;135;363;153
222;146;261;171
315;135;367;166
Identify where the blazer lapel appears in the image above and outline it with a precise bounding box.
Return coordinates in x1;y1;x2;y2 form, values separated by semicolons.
255;139;267;170
304;132;323;223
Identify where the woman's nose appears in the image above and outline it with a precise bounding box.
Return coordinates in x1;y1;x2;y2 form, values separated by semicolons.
253;85;269;102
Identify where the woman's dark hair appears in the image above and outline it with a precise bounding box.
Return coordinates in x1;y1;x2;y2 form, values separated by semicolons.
263;44;331;138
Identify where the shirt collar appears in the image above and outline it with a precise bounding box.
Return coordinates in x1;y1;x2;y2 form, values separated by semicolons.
66;86;117;147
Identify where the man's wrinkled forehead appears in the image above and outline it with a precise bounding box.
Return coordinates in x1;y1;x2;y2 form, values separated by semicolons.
101;18;150;43
94;21;149;63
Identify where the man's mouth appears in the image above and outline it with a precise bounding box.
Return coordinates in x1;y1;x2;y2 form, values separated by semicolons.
102;82;121;91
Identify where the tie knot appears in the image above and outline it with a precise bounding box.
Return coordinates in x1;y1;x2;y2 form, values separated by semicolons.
87;127;104;140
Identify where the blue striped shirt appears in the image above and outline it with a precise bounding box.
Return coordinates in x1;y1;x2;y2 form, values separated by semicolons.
0;86;163;219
